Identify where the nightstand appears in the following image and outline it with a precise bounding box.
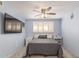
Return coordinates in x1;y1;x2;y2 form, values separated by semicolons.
54;36;63;45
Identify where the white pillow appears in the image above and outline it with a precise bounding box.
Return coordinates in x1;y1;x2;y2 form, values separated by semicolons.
47;34;53;39
33;34;39;39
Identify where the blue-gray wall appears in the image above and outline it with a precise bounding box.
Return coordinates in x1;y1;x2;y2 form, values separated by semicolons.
0;3;25;57
25;19;62;37
62;6;79;57
0;12;4;34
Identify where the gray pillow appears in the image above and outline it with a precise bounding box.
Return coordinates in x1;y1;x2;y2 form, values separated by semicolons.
38;35;47;39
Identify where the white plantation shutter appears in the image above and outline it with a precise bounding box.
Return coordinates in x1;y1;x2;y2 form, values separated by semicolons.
33;21;54;32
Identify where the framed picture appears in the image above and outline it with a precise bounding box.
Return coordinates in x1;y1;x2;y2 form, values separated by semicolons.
4;17;22;33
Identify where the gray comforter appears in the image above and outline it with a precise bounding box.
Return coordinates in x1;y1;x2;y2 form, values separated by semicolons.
27;39;63;58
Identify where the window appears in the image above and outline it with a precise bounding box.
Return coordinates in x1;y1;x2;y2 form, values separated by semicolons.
33;21;54;32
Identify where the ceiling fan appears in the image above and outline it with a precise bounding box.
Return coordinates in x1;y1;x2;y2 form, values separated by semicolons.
33;6;56;18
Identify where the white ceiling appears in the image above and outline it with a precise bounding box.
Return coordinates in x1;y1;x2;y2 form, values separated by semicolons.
3;1;79;19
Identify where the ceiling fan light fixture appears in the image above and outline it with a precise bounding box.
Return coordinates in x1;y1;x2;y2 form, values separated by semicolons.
44;14;47;18
33;6;56;18
41;14;44;18
41;14;47;18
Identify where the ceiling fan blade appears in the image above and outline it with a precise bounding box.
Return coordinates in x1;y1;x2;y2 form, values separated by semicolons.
35;14;42;17
33;10;40;13
46;13;56;15
47;7;52;11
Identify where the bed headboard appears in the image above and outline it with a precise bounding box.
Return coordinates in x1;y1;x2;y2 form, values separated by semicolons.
33;32;55;39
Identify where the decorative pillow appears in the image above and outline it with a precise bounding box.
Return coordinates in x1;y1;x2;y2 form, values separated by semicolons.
38;35;47;39
47;34;53;39
33;34;39;39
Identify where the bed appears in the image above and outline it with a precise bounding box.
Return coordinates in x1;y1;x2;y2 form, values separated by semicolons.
26;34;63;58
